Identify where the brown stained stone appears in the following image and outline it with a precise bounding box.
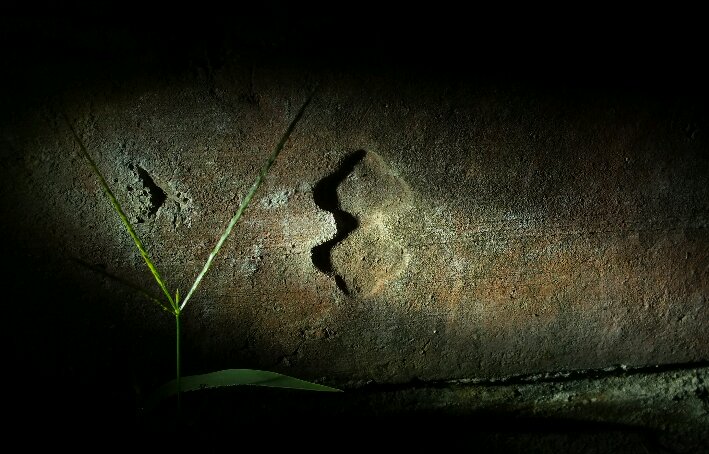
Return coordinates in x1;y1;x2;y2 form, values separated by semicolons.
2;64;707;389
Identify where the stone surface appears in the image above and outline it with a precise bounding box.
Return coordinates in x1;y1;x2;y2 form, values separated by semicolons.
149;366;709;452
5;64;707;384
1;14;707;435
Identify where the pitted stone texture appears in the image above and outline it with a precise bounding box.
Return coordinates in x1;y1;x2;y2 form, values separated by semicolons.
2;64;707;388
331;150;413;297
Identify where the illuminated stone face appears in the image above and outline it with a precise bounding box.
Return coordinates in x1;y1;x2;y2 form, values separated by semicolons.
3;64;708;387
327;150;413;298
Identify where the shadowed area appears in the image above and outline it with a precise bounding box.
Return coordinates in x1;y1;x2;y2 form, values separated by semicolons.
310;150;366;294
133;164;167;219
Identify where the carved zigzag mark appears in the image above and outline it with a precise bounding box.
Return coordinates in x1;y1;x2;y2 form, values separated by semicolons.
310;150;366;294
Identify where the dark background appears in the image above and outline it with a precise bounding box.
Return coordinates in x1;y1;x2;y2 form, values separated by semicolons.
2;2;708;95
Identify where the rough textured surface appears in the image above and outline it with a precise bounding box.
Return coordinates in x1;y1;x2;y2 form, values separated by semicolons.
5;60;707;384
1;12;707;441
149;366;709;452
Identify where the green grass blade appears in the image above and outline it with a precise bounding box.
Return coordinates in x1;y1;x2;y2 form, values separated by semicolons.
65;117;176;311
144;368;341;410
179;93;315;311
73;258;172;314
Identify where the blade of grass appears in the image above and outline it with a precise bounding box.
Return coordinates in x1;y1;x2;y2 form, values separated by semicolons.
175;300;182;414
144;368;341;410
65;116;176;312
179;93;315;311
73;258;172;314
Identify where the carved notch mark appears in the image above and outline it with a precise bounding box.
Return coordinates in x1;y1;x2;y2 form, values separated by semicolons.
129;163;167;218
311;150;366;294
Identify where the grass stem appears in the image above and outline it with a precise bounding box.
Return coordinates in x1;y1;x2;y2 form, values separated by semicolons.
176;310;181;416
